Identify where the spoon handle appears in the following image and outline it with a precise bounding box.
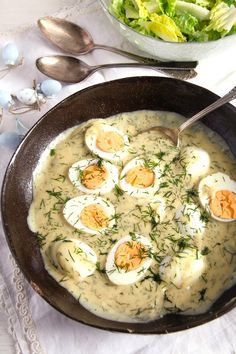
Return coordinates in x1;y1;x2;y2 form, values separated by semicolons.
93;62;195;71
94;44;198;69
178;86;236;133
92;62;197;80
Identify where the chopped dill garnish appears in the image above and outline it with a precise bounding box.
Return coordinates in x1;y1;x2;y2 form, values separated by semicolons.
68;249;75;262
36;233;47;247
129;232;137;240
158;182;169;189
200;210;210;223
52;235;70;242
46;189;68;202
199;288;207;302
184;188;199;203
143;158;159;170
141;268;162;284
52;174;66;183
39;199;45;209
97;158;103;168
50;148;56;156
201;246;210;255
96;262;106;274
113;184;124;198
155;151;166;161
59;276;69;283
74;247;83;255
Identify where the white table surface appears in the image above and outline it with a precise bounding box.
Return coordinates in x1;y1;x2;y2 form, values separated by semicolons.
0;1;236;353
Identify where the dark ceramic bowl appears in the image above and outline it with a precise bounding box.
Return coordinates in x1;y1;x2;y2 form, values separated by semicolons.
1;77;236;334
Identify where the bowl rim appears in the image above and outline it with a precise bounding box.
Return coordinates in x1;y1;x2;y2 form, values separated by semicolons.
99;0;236;46
1;76;236;334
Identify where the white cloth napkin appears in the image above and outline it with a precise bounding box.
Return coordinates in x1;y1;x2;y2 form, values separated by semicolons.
0;1;236;353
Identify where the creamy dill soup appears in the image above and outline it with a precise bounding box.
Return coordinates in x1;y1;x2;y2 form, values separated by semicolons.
28;111;236;323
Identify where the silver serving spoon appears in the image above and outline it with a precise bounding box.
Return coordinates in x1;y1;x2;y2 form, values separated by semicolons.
140;86;236;146
36;55;197;83
38;17;197;80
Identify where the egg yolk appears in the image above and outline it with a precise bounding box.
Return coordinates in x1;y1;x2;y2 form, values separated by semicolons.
125;166;154;188
96;131;124;153
115;241;148;271
82;164;108;189
80;204;109;230
210;190;236;219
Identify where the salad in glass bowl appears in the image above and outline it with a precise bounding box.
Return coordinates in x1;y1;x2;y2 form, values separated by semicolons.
100;0;236;60
110;0;236;42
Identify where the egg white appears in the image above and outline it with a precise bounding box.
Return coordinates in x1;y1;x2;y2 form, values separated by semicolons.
175;203;206;237
48;238;97;278
68;158;119;194
159;249;206;288
105;234;153;285
180;146;210;184
198;172;236;222
119;158;161;198
63;195;115;234
85;123;129;162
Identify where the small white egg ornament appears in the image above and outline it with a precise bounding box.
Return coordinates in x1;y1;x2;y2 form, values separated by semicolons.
198;172;236;222
40;79;62;97
48;238;97;278
63;195;116;234
2;43;19;66
0;90;14;108
16;88;38;105
105;234;153;285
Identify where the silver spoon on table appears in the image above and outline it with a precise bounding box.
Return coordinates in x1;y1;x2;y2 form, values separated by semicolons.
36;55;197;83
37;17;197;80
139;86;236;146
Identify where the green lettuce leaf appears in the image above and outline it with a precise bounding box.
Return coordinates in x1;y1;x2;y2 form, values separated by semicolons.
174;11;199;34
148;13;186;41
175;0;210;19
206;1;236;34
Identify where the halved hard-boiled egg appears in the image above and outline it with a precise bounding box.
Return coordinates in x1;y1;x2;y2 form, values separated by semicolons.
63;195;115;234
119;158;161;198
85;123;129;162
180;146;210;183
159;248;206;288
198;172;236;222
68;158;119;194
175;203;206;237
105;234;153;285
49;238;97;278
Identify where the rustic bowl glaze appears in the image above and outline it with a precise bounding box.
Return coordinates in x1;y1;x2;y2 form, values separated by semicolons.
1;77;236;333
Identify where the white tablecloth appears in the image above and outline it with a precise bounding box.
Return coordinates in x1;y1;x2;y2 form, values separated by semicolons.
0;1;236;353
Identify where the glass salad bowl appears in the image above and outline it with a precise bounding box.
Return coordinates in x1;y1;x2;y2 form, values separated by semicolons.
99;0;236;61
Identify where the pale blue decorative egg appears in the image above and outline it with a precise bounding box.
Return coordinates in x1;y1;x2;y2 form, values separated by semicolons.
0;90;13;108
2;43;19;66
0;132;21;150
40;79;62;97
